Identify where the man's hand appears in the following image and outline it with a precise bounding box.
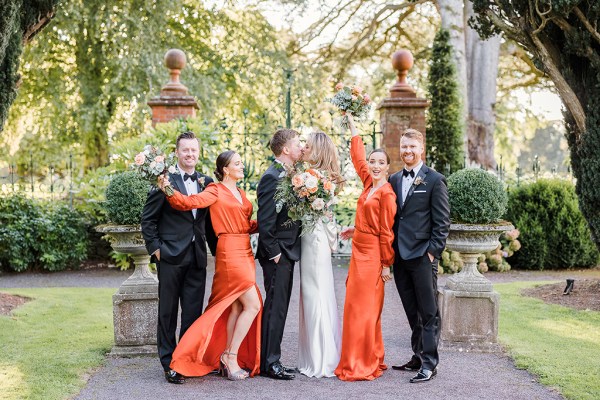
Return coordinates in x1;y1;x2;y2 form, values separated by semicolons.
428;252;434;262
155;249;161;261
274;254;281;264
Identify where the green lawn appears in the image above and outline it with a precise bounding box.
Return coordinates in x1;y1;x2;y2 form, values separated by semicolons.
497;281;600;400
0;288;114;400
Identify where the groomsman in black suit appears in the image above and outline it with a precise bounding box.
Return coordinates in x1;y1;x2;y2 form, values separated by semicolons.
389;128;450;383
256;129;303;380
141;131;217;384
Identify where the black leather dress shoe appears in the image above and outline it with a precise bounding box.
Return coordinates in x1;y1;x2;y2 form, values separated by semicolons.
280;364;297;374
165;369;185;384
392;359;422;371
261;363;295;380
409;368;437;383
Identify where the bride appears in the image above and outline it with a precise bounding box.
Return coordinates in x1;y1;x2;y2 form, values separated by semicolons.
297;131;343;378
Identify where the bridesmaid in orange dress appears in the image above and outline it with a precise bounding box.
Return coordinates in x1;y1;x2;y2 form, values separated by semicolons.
159;150;261;381
335;114;397;381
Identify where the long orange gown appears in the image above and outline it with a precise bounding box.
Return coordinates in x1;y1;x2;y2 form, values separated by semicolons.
166;183;262;377
334;135;397;381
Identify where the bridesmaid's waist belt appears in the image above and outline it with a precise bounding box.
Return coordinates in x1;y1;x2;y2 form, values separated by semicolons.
218;233;249;238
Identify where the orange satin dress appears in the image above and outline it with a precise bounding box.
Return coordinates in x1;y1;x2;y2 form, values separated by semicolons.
166;183;262;377
335;135;397;381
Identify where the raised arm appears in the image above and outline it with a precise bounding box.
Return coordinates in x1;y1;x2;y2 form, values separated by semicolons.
348;115;372;187
166;183;219;211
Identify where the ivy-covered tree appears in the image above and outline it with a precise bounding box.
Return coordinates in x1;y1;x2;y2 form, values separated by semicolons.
0;0;58;131
471;0;600;251
426;28;463;173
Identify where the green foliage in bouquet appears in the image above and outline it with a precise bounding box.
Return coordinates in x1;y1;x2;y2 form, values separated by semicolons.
0;194;88;272
506;179;599;270
448;168;507;224
104;171;149;225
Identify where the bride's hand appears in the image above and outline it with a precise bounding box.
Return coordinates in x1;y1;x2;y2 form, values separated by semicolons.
339;226;355;240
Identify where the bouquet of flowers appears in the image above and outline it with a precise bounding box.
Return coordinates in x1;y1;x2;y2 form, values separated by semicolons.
326;82;372;130
274;163;339;235
131;145;177;196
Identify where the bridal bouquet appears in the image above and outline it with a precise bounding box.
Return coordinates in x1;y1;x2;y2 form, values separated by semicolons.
274;163;339;235
327;82;372;130
131;145;176;196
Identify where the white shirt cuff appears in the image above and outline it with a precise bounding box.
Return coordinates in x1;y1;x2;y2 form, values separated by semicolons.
269;253;281;260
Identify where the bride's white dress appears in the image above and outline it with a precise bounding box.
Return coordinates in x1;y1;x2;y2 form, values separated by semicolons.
298;219;342;378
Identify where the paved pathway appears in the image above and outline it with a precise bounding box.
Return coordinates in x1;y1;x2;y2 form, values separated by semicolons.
1;259;572;400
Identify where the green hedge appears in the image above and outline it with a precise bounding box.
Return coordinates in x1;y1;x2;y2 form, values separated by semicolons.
0;195;88;272
506;179;599;270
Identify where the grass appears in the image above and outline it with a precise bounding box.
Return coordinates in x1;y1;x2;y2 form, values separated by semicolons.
497;281;600;400
0;288;114;400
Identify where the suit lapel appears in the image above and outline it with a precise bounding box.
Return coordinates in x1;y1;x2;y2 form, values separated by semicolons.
395;173;404;210
402;166;428;209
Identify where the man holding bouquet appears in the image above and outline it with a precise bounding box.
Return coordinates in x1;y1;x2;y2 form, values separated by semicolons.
141;131;217;384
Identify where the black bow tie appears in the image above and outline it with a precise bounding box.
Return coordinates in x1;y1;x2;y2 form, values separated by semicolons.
184;172;198;182
402;169;415;178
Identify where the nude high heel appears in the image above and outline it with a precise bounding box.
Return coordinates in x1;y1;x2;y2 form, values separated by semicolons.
223;352;249;381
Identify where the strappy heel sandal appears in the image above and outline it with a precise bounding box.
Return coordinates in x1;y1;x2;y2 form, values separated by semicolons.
224;352;249;381
219;352;228;377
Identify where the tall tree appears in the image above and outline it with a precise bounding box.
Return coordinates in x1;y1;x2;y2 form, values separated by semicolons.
426;28;463;172
0;0;58;132
471;0;600;250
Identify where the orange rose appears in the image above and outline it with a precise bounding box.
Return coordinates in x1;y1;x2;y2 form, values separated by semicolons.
299;189;310;197
323;181;332;191
306;169;318;177
308;186;318;194
291;174;305;188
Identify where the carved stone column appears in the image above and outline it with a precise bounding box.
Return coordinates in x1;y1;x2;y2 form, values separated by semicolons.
147;49;199;126
377;50;429;173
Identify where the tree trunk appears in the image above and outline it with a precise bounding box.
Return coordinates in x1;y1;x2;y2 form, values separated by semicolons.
436;0;468;155
465;1;500;169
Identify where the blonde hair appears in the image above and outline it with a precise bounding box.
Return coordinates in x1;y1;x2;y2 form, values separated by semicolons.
306;131;344;190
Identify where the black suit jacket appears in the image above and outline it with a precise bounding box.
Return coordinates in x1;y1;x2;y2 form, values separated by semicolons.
390;164;450;260
256;162;301;261
141;172;217;265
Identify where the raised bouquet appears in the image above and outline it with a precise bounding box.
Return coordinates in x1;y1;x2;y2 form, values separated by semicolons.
131;145;176;196
274;163;339;235
326;82;372;130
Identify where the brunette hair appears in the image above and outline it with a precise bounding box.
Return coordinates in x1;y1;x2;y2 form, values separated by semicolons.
305;131;344;189
401;128;424;144
269;129;299;156
368;148;391;164
176;131;197;148
214;150;237;181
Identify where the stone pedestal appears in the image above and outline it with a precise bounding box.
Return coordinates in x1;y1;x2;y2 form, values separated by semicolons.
97;225;159;357
377;50;429;173
439;222;513;352
147;49;199;126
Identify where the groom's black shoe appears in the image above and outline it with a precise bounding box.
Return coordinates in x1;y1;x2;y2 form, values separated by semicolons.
261;362;295;380
165;369;185;384
409;368;437;383
392;359;421;371
281;364;297;374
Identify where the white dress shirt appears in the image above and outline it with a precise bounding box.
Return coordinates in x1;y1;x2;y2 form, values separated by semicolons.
402;161;423;204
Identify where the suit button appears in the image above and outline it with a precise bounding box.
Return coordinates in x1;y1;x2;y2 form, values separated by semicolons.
400;217;404;220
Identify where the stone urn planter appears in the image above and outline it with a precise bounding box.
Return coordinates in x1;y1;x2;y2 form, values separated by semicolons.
439;168;512;352
97;224;158;357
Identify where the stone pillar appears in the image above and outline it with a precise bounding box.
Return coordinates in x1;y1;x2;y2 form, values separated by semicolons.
147;49;199;126
377;50;429;173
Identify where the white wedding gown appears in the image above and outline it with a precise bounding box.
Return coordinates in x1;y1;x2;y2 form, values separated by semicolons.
298;219;342;378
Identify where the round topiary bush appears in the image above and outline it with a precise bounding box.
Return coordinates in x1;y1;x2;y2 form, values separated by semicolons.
447;168;507;224
105;171;149;225
506;179;599;270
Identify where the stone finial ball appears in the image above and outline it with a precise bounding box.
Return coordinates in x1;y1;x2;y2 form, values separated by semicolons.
391;50;414;72
164;49;187;70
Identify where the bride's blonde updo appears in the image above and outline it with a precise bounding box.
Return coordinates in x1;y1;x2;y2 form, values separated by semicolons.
305;131;344;191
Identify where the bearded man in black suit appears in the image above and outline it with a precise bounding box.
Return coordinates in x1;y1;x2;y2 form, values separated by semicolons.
256;128;303;380
141;131;217;384
389;128;450;383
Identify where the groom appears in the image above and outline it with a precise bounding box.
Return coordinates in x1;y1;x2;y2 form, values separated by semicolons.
389;128;450;383
256;129;303;380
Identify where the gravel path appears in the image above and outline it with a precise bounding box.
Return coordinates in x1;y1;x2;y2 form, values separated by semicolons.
1;258;569;400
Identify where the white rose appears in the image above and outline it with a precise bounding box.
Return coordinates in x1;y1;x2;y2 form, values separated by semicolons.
168;165;177;174
305;175;318;190
149;161;157;169
311;198;325;210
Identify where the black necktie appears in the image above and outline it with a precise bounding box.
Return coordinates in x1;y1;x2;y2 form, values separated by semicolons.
184;172;198;182
402;169;414;178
